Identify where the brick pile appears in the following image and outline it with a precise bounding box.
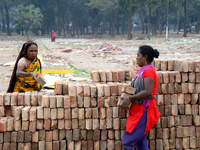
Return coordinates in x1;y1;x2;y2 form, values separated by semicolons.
0;58;200;149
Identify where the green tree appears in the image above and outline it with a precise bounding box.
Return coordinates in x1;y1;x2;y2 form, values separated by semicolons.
12;4;43;39
117;0;137;40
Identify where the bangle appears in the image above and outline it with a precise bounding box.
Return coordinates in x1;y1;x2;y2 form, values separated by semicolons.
127;97;132;103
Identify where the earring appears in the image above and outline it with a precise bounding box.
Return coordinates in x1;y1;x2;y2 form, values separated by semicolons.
145;60;147;65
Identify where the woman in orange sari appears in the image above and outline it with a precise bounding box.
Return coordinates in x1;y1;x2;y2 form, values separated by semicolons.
7;40;42;92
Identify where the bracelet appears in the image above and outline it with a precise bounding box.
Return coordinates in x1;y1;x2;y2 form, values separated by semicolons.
127;96;132;103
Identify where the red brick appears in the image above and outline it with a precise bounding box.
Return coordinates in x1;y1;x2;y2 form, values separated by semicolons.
107;82;117;96
90;97;97;108
192;104;199;115
0;117;7;131
37;119;43;130
110;96;117;107
10;142;17;150
174;60;183;72
4;93;11;106
63;95;70;108
97;97;104;108
89;84;97;98
29;121;36;132
31;91;38;106
107;140;114;150
64;108;71;119
195;61;200;72
182;83;188;93
99;108;106;119
44;119;50;130
38;91;45;106
111;69;118;82
0;93;5;106
76;83;83;97
91;70;100;82
0;107;4;117
41;95;49;108
46;131;52;142
14;120;21;131
3;143;10;150
24;92;31;106
62;82;68;95
72;118;78;129
118;69;125;83
157;72;163;84
31;131;38;142
68;83;77;96
84;97;90;108
54;81;63;95
155;139;163;150
188;61;195;72
99;70;107;83
161;84;168;94
70;96;77;108
6;117;14;131
4;131;11;142
29;106;37;121
10;92;18;106
51;120;57;130
161;60;168;71
17;93;24;106
56;96;63;108
92;107;98;119
83;82;90;97
154;59;161;70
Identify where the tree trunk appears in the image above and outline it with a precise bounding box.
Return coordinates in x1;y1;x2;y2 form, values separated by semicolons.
4;3;11;36
196;6;200;33
21;25;24;36
103;15;106;34
183;0;187;37
110;11;116;38
147;17;150;39
1;9;6;33
93;23;98;38
26;26;29;40
145;18;148;34
139;11;144;34
154;9;160;36
125;10;133;40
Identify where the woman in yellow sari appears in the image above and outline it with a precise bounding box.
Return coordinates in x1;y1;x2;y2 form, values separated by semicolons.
7;40;42;92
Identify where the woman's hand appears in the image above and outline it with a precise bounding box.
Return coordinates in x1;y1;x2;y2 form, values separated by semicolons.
31;72;40;80
119;97;132;109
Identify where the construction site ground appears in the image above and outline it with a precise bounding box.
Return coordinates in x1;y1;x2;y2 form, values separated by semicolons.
0;31;199;92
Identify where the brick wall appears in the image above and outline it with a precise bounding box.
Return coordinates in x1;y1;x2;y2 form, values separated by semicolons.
0;59;200;149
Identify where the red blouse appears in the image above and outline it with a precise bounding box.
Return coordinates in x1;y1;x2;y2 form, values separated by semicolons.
126;68;160;135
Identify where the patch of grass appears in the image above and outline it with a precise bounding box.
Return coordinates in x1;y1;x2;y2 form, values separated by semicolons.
40;42;52;52
68;64;90;77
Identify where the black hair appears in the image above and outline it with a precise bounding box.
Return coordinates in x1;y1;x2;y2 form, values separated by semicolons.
139;45;159;63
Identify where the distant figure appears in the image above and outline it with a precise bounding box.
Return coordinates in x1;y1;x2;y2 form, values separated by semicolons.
51;30;56;42
7;40;42;92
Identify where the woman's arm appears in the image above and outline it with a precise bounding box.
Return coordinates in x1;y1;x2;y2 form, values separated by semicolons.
16;66;32;77
16;66;39;79
129;77;154;102
120;77;154;108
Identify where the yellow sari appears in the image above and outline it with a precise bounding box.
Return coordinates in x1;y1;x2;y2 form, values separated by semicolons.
14;57;41;92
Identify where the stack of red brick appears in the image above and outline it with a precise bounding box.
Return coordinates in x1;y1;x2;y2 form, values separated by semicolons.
1;58;200;149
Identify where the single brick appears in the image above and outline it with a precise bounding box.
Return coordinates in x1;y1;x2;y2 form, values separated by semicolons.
24;92;31;106
54;81;63;95
99;70;107;82
62;82;68;95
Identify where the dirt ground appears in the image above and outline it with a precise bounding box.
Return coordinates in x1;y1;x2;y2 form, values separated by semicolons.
0;31;200;92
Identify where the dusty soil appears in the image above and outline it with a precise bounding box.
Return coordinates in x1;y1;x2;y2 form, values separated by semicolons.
0;31;200;92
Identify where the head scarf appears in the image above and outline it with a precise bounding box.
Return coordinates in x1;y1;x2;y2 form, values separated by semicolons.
7;40;39;92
